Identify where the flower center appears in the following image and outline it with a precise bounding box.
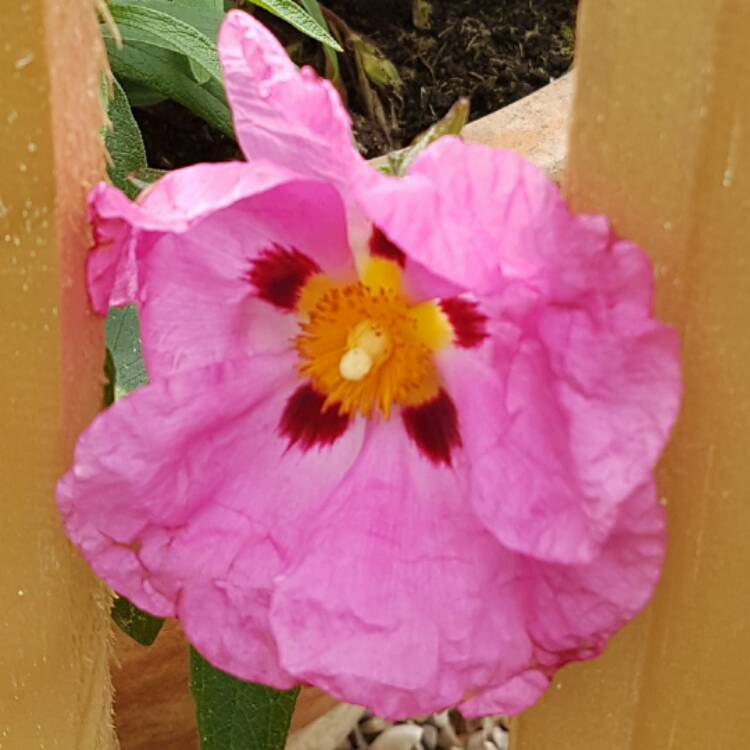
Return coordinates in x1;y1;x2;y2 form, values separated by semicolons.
295;261;449;419
338;319;391;382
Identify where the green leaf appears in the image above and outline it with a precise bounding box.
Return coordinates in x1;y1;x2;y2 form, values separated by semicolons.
121;79;167;107
113;0;225;40
103;347;117;408
387;97;470;176
105;76;148;199
112;596;165;646
299;0;340;81
108;2;223;85
105;305;149;399
246;0;342;51
105;38;234;137
127;166;168;193
190;648;300;750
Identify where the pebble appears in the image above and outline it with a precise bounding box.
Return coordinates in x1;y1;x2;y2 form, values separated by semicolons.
422;724;439;750
369;724;424;750
337;711;508;750
438;724;461;749
492;727;509;750
361;716;393;736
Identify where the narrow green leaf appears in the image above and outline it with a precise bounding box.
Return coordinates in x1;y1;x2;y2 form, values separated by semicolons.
112;596;165;646
387;97;470;176
299;0;340;81
108;3;222;85
105;39;234;137
105;305;148;399
105;76;148;199
190;648;300;750
247;0;343;51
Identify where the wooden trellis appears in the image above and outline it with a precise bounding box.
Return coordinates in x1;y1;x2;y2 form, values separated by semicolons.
0;0;115;748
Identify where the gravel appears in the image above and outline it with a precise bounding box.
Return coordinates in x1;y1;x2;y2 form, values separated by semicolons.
336;711;509;750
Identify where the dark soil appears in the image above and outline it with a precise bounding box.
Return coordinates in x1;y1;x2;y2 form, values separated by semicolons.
136;0;576;166
134;103;240;171
322;0;577;156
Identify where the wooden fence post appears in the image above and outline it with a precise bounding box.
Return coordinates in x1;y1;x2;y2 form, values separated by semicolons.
510;2;750;749
0;1;116;748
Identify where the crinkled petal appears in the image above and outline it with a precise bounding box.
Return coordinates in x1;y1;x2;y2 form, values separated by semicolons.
88;162;353;379
87;184;143;313
56;354;365;687
437;246;679;564
537;300;681;518
459;670;550;718
88;161;304;314
270;418;535;719
358;137;615;294
525;482;665;662
459;483;665;718
219;11;366;189
437;339;607;564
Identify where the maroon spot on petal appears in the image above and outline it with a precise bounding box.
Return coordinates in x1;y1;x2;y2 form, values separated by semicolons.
248;245;320;310
402;389;462;466
439;297;489;348
279;383;350;451
369;226;406;267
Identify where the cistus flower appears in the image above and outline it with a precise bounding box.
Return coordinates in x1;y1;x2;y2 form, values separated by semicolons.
58;11;681;719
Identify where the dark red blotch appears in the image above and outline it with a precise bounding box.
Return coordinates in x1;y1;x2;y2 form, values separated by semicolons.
248;245;320;310
279;383;350;451
369;226;406;267
439;297;488;348
402;389;462;466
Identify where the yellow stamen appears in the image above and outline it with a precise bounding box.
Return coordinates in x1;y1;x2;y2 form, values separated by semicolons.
361;257;402;293
296;260;442;419
408;302;453;351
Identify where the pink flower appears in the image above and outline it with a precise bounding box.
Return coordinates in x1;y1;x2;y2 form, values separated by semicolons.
57;11;681;719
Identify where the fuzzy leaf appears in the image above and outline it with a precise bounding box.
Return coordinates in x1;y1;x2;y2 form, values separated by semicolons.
190;648;300;750
108;2;223;85
121;79;167;107
105;305;148;399
105;38;234;137
247;0;343;51
112;596;165;646
113;0;225;40
105;76;148;199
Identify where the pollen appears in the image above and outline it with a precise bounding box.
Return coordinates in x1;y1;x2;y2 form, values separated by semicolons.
295;260;450;419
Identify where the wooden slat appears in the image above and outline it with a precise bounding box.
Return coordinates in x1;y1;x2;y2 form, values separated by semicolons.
511;2;750;749
0;1;115;748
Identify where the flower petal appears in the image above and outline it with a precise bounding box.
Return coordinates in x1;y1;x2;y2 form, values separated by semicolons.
459;670;550;718
88;161;302;314
459;483;665;717
219;10;365;188
270;418;534;719
88;162;353;379
437;242;679;564
525;482;665;663
359;137;611;294
56;353;365;687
